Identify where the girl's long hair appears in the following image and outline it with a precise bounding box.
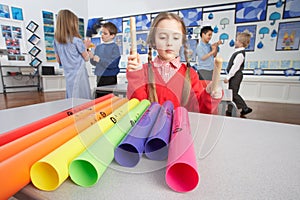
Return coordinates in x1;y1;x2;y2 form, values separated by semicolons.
146;12;191;106
54;9;81;44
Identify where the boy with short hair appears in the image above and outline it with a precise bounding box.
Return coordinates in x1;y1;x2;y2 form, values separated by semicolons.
195;26;222;80
89;22;121;98
224;31;252;117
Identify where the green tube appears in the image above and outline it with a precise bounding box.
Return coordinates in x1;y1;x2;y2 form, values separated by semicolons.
69;99;150;187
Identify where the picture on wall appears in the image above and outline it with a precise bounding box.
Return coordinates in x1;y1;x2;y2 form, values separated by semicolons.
179;8;202;27
135;14;151;31
29;46;41;57
28;34;40;45
42;10;56;62
86;17;102;37
235;0;267;23
180;38;198;62
276;21;300;51
79;18;85;38
1;25;12;38
26;21;39;33
29;57;42;67
12;26;22;39
115;35;123;55
11;7;23;20
283;0;300;19
136;33;148;54
0;4;10;19
236;25;257;51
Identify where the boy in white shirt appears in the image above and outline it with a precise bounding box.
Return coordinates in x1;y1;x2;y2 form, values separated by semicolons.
224;31;252;117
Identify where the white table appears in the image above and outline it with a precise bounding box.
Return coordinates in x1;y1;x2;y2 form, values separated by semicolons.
0;98;89;134
96;83;239;116
5;100;300;200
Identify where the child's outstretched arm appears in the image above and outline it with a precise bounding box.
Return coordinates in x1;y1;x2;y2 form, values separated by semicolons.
206;57;223;99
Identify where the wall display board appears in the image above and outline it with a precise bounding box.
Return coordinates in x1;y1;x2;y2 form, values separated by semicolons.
87;0;300;77
42;10;56;62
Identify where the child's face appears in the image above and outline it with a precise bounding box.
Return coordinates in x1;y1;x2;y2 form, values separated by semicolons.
154;19;183;62
101;27;115;42
202;31;213;43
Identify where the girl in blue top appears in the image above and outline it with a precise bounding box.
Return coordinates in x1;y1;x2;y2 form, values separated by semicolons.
54;9;92;99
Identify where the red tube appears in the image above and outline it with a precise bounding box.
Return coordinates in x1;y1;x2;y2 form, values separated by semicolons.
0;96;120;162
0;94;114;146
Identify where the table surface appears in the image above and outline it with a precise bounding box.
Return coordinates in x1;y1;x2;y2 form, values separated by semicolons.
4;99;300;200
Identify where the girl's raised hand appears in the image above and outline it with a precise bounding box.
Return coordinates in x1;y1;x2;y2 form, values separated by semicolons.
127;53;142;71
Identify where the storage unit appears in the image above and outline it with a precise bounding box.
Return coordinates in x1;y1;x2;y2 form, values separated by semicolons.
0;65;41;93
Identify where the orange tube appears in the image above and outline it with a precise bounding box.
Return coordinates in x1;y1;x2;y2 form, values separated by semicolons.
0;96;121;162
0;93;114;146
0;98;128;199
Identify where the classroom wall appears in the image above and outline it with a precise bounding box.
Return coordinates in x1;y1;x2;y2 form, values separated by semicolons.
88;0;300;70
0;0;89;92
86;0;300;104
0;0;88;67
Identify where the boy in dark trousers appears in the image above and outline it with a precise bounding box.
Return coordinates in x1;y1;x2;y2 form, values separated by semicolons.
89;22;121;98
224;31;252;117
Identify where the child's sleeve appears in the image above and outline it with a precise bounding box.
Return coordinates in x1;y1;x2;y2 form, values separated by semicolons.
188;69;222;114
89;46;99;66
126;65;148;101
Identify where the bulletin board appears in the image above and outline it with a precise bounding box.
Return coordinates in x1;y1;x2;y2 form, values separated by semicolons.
87;0;300;76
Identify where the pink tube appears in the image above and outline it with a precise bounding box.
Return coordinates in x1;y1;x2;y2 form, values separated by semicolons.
165;107;199;193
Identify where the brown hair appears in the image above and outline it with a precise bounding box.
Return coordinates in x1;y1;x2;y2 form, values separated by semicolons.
54;9;81;44
146;12;191;105
237;31;251;48
102;22;118;36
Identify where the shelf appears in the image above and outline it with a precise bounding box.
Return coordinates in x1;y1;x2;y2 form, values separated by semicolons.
0;65;41;93
5;85;39;88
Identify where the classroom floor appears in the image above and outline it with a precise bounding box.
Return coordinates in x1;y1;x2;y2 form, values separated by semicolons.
0;91;299;125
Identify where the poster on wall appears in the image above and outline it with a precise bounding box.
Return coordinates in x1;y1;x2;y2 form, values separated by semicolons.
79;18;84;38
179;8;202;27
42;10;56;62
136;33;147;54
1;24;25;61
283;0;300;19
0;4;10;19
276;21;300;51
135;14;151;31
235;0;267;23
180;38;198;62
236;25;256;51
11;7;23;20
115;35;123;55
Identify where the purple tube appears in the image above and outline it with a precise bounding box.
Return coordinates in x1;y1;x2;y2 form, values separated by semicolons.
114;103;161;167
144;100;174;160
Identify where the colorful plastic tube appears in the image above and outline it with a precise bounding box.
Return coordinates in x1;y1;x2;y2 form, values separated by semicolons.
0;93;114;146
0;96;120;162
165;107;199;193
30;98;139;191
0;97;128;200
114;102;161;167
144;100;174;160
69;99;150;187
